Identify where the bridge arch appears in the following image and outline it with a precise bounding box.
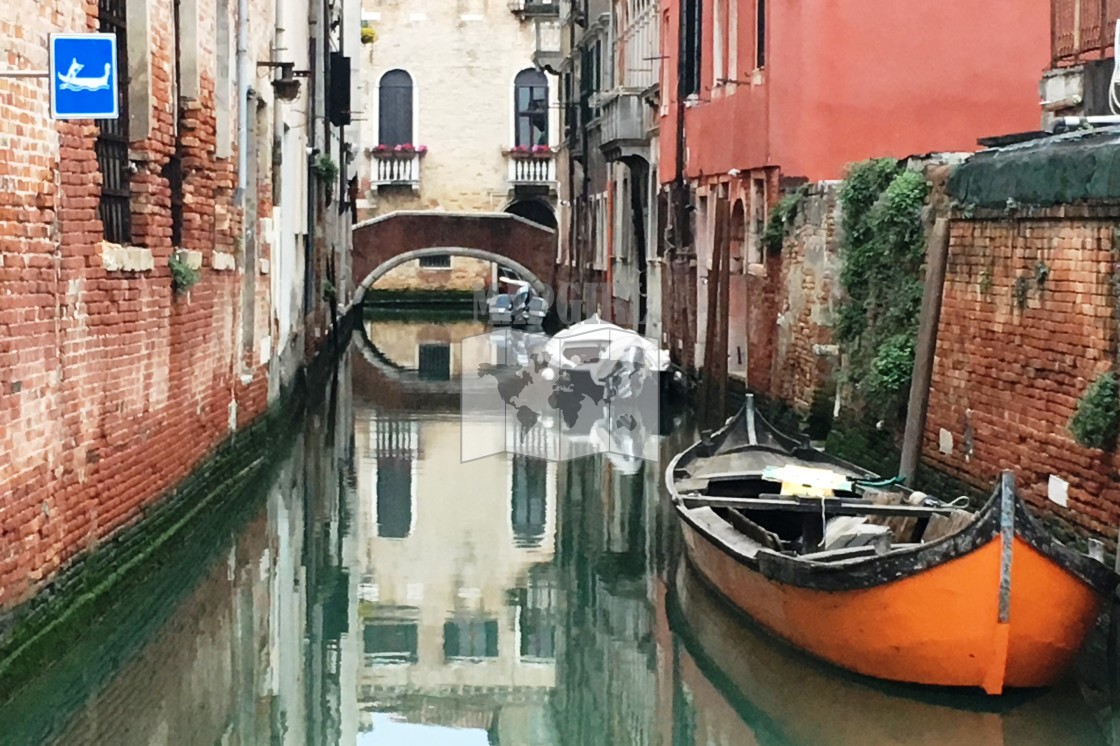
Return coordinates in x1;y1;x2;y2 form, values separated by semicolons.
353;247;550;306
351;211;558;305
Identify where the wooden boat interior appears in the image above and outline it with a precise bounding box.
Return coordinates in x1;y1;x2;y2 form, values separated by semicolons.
673;401;977;564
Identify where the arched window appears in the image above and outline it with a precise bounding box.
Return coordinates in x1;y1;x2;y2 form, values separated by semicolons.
378;69;414;146
514;69;549;147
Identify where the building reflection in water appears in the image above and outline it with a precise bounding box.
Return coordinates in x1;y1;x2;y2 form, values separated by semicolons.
1;319;1114;746
352;317;561;744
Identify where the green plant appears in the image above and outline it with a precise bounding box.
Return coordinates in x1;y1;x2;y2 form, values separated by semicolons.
312;155;339;183
763;187;807;253
360;26;377;45
867;334;916;398
1069;373;1120;450
978;267;993;297
1035;260;1050;288
1013;274;1030;310
322;278;337;303
834;160;929;424
169;254;200;294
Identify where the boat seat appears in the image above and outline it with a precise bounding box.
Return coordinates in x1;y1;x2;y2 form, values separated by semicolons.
800;545;880;562
920;508;975;543
822;516;892;552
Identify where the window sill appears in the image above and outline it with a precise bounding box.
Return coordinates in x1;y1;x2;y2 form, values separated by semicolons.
212;250;237;271
173;248;203;271
101;242;155;272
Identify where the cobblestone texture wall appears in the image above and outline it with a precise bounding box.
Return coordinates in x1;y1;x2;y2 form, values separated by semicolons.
925;208;1120;536
0;0;278;612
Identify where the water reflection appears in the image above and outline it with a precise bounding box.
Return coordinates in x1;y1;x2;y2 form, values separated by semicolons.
0;318;1113;745
353;408;559;742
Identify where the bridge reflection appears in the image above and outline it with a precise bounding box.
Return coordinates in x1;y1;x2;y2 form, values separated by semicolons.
352;318;485;413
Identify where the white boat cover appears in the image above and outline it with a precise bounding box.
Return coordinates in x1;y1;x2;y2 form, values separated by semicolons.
545;314;671;375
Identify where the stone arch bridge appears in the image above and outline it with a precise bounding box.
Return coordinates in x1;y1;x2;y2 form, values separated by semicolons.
351;211;558;304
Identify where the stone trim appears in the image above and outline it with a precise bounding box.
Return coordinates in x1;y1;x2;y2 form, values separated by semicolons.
101;242;155;272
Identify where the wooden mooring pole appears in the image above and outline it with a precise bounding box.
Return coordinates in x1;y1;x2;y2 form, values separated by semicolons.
899;217;950;486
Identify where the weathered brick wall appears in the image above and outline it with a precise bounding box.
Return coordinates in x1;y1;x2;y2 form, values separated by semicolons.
0;0;278;612
925;208;1120;536
764;183;843;410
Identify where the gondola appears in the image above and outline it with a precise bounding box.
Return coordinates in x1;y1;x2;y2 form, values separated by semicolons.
666;395;1117;695
666;560;1106;745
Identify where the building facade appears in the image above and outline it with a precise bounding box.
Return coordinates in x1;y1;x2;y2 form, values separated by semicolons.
0;0;357;616
545;0;662;332
356;0;560;293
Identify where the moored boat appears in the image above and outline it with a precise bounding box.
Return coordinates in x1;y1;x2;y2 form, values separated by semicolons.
666;559;1106;745
666;396;1117;695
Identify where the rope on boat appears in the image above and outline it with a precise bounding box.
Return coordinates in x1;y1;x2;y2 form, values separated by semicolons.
853;475;906;488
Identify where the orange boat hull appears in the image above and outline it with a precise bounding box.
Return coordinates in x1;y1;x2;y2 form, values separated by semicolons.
681;521;1105;694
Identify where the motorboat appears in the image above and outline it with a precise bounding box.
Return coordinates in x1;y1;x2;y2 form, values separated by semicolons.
539;314;670;403
487;277;548;328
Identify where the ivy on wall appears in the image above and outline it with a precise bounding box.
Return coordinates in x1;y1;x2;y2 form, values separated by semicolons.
763;186;807;253
835;159;930;424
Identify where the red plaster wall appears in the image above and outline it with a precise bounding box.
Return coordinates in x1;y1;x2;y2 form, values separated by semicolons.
661;0;1050;183
925;212;1120;536
0;0;273;612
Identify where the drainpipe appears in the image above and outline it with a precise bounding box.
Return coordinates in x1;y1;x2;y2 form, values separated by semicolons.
236;0;251;205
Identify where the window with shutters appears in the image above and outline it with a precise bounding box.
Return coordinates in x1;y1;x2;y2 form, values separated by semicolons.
511;455;548;548
755;0;766;69
681;0;702;97
514;69;549;147
96;0;132;244
417;343;451;381
443;618;499;659
378;69;414;146
374;419;417;539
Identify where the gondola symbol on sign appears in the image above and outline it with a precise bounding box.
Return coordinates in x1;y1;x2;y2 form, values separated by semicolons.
57;60;112;92
49;33;119;120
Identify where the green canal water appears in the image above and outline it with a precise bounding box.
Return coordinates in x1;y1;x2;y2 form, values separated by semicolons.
0;319;1113;745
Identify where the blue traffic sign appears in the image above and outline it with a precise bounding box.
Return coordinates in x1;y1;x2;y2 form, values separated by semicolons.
50;33;119;120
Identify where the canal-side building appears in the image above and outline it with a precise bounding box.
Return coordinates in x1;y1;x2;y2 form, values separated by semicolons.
543;0;659;329
0;0;358;618
355;0;561;294
656;0;1052;385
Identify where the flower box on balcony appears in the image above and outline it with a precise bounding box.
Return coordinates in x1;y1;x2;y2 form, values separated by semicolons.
506;145;555;160
369;144;428;159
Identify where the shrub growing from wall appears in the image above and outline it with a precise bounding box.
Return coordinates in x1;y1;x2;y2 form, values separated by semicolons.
836;159;930;427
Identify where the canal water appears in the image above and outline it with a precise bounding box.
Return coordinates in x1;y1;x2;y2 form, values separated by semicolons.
0;318;1113;745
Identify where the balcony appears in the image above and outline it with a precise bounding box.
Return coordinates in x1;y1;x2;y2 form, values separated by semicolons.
370;152;421;188
599;92;653;161
1052;0;1120;66
531;19;563;74
509;0;560;18
506;149;557;190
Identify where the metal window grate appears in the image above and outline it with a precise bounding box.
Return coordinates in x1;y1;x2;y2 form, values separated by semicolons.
96;0;131;244
418;254;451;269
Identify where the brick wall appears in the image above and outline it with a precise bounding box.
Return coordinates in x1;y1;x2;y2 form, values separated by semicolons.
0;0;279;612
762;183;843;410
924;207;1120;536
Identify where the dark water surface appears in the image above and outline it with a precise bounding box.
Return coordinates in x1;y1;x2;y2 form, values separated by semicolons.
0;320;1113;745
